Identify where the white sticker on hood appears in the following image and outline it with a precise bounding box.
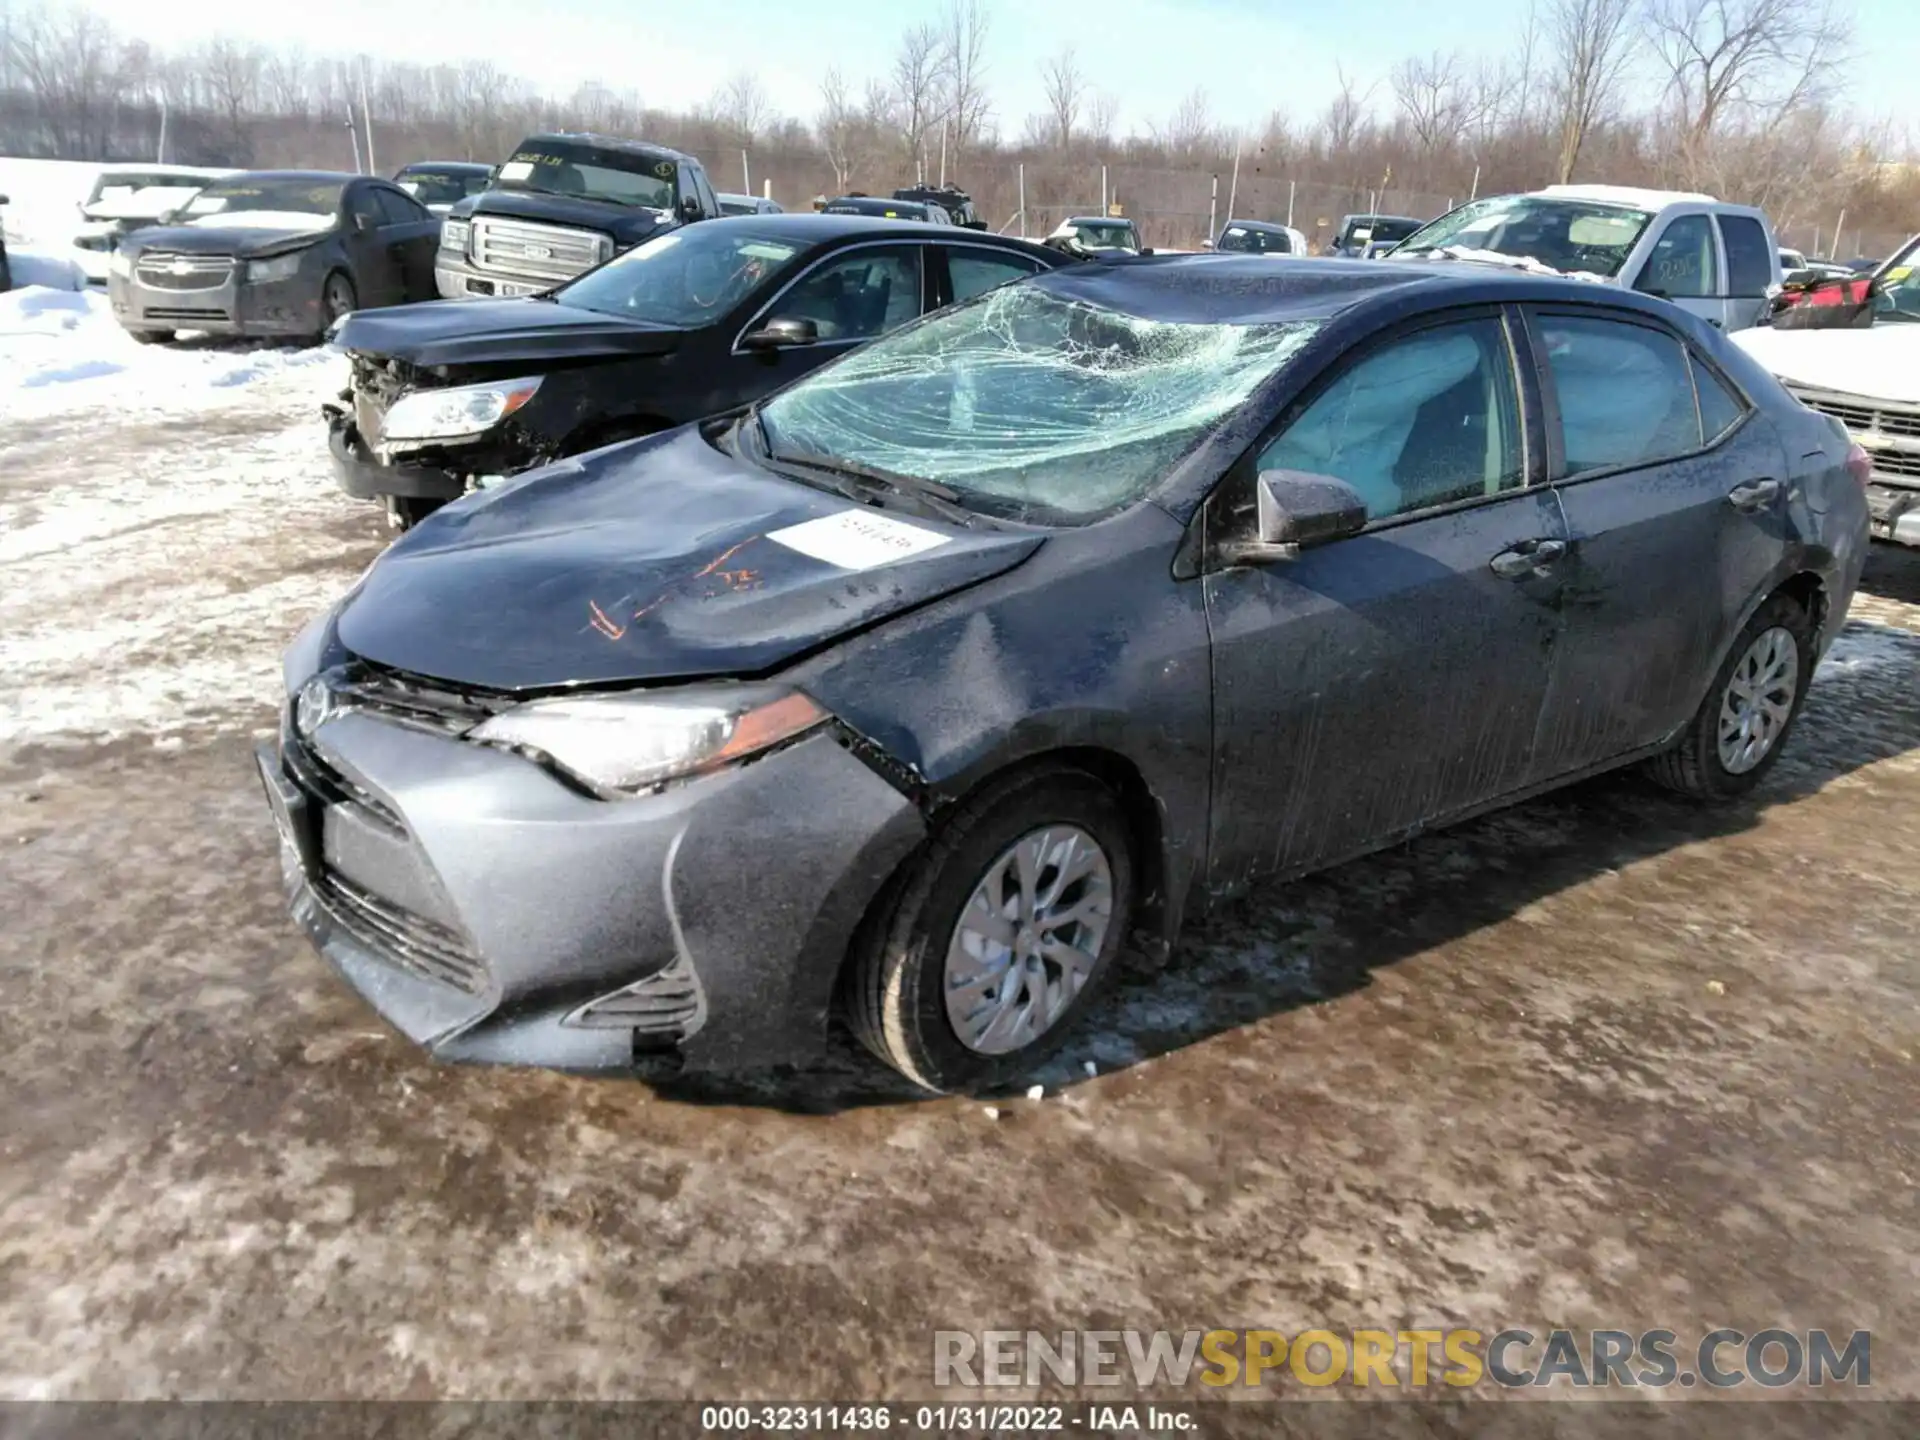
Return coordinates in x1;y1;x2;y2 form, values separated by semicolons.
766;509;952;570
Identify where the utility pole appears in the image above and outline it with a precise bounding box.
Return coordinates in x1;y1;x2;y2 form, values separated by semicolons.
1286;178;1296;229
939;120;948;188
1225;139;1241;230
1018;162;1026;238
157;98;168;164
359;56;376;175
741;149;751;195
1208;173;1218;243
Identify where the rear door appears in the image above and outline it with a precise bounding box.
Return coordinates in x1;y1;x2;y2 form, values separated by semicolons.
1525;306;1790;774
1631;210;1731;330
1716;213;1777;332
342;183;404;307
1201;307;1571;890
371;186;440;300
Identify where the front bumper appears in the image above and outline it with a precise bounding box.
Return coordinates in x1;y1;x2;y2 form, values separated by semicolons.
108;267;323;337
1866;480;1920;547
433;249;559;301
258;695;925;1075
326;407;467;503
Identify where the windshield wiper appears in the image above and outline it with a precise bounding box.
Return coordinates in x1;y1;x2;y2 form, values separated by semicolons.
765;445;978;528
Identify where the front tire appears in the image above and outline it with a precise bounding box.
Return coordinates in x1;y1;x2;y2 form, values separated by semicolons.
128;328;174;345
1646;592;1816;799
848;766;1135;1094
321;271;357;328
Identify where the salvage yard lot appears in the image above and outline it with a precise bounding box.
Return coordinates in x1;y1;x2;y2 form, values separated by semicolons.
1;301;1918;1400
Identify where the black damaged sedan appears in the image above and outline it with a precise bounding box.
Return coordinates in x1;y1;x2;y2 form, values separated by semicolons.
325;214;1063;528
262;256;1869;1092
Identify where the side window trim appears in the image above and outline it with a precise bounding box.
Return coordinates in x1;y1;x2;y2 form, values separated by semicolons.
729;240;926;354
1525;303;1749;486
1225;303;1539;535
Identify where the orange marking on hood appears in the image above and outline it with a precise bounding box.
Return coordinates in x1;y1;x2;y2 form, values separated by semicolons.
587;599;626;641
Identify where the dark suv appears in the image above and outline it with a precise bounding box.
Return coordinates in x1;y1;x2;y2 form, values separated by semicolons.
433;133;722;299
893;185;988;230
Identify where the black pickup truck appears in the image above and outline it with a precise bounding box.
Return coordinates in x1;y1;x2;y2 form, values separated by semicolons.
432;133;723;299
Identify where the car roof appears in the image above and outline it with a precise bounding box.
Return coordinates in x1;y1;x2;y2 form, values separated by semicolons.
218;169;362;184
1343;214;1421;224
1029;254;1697;326
1224;220;1292;232
397;161;491;174
1065;215;1133;224
1533;183;1718;211
515;132;696;164
717;192;764;203
699;212;1045;249
826;196;938;215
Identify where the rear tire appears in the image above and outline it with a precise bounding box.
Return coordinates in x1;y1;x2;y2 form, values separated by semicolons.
128;329;174;345
848;766;1135;1094
1646;592;1816;799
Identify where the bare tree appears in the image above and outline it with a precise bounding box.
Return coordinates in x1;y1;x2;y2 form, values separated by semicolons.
938;0;992;159
1086;90;1119;149
5;3;123;156
818;66;858;192
1156;87;1214;161
713;70;772;149
1039;46;1082;152
1649;0;1851;183
1392;51;1467;158
1318;64;1371;156
1544;0;1635;182
890;21;943;175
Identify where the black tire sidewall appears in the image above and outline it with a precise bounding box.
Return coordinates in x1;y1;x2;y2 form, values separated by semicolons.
324;272;357;322
1687;595;1817;796
885;773;1134;1093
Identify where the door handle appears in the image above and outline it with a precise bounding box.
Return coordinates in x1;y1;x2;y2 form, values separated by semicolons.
1727;478;1782;512
1489;538;1565;578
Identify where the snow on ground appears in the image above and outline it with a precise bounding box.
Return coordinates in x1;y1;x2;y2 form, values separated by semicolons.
1;157;100;293
0;282;365;751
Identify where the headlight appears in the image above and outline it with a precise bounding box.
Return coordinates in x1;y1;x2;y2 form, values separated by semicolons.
381;376;544;444
107;248;133;278
442;218;470;254
468;686;828;795
246;251;305;283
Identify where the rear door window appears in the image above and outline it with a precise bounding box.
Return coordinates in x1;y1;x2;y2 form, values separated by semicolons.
1538;314;1704;473
374;188;426;226
1718;215;1774;298
776;246;923;340
947;248;1043;303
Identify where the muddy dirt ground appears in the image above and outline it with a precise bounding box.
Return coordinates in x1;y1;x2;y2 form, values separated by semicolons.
1;391;1916;1404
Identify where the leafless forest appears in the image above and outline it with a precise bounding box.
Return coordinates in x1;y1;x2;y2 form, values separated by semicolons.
2;0;1914;255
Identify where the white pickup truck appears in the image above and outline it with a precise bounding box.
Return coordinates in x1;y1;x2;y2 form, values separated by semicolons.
1384;184;1782;333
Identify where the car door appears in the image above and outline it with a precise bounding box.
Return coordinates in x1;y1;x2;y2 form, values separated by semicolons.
1524;306;1789;775
1632;211;1730;330
712;242;932;414
372;186;441;301
1716;213;1777;332
936;243;1046;306
341;183;404;307
1201;307;1570;891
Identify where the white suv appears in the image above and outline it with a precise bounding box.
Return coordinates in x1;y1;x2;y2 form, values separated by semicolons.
1386;184;1782;332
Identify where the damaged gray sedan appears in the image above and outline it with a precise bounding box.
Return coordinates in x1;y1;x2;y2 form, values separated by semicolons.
261;257;1870;1092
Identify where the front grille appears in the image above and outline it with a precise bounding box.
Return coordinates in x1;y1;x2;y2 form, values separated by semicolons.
1870;449;1920;478
145;306;229;322
332;664;504;736
1792;388;1920;441
314;871;488;995
135;253;234;291
470;217;608;283
565;954;707;1040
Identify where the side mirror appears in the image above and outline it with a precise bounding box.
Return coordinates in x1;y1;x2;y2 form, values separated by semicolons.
1223;470;1368;564
353;212;375;233
680;196;703;222
158;207;182;225
1140;247;1156;256
741;316;819;350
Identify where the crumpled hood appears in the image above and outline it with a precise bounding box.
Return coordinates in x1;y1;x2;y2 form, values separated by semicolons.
454;189;676;246
335;299;682;367
1733;322;1920;405
124;220;329;258
334;427;1044;692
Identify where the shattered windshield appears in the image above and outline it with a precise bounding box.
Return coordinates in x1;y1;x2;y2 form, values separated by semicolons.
1394;196;1651;277
557;227;804;327
757;284;1320;523
493;141;677;210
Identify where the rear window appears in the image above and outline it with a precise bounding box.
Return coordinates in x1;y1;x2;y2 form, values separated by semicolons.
1691;355;1746;442
1719;215;1774;298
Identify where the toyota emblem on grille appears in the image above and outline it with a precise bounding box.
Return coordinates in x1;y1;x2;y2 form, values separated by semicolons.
295;677;335;737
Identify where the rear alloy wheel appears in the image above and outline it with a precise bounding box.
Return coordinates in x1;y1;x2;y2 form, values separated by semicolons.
322;272;357;326
849;767;1134;1093
1647;592;1816;799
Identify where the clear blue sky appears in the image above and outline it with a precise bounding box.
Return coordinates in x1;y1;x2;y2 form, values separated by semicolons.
86;0;1919;144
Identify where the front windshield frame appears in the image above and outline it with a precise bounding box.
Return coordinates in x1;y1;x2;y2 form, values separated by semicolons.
555;224;807;328
493;140;678;210
753;282;1323;526
184;179;346;218
1394;195;1654;277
